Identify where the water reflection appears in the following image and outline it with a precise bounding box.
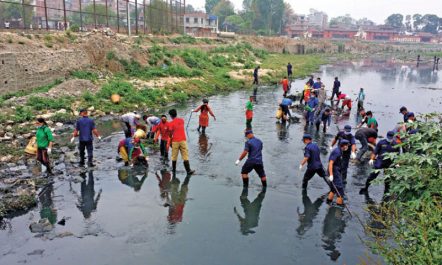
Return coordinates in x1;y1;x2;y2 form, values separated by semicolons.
39;183;57;225
322;206;347;261
155;169;172;206
296;190;324;236
167;176;192;232
76;171;102;219
118;168;148;192
234;188;266;235
275;122;289;141
198;134;212;160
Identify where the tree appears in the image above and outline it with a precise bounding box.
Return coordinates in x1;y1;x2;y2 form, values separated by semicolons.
421;14;439;34
385;13;403;29
329;14;356;28
282;2;295;33
212;0;234;30
225;14;245;31
0;0;34;26
356;17;375;27
404;15;412;31
185;4;195;13
205;0;221;14
70;4;117;27
413;14;422;30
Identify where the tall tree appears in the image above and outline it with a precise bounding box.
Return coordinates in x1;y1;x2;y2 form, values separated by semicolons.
212;0;235;30
205;0;221;14
385;13;404;29
413;14;422;30
0;0;34;26
186;4;195;13
404;15;412;31
329;14;356;28
421;14;439;34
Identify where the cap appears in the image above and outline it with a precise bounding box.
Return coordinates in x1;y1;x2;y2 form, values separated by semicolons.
399;106;407;113
344;125;352;132
340;139;350;145
203;99;209;103
302;134;312;140
386;131;395;139
245;130;253;135
79;108;87;113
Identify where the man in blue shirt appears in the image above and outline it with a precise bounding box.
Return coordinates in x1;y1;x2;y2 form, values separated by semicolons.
356;88;365;111
360;131;400;195
299;134;326;189
329;125;357;182
235;130;266;188
280;97;293;119
71;109;102;167
399;106;411;123
327;139;349;206
331;77;341;101
315;108;331;133
313;77;322;90
306;93;319;125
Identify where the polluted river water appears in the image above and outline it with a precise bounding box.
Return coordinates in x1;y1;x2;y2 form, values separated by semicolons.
1;57;441;265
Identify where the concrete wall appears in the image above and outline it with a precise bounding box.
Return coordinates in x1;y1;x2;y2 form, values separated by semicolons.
0;49;90;95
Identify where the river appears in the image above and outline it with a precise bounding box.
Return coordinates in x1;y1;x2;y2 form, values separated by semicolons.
0;57;441;265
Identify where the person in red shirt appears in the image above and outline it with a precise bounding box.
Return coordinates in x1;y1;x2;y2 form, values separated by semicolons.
192;99;216;134
168;109;195;175
154;115;171;160
341;96;352;111
280;77;289;97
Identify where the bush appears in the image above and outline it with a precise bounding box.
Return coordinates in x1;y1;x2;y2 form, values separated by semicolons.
366;113;442;264
27;96;72;110
71;70;99;81
106;51;116;60
97;80;135;99
170;35;196;44
13;106;34;122
171;92;188;103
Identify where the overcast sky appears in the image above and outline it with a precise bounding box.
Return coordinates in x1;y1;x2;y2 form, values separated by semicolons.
187;0;442;24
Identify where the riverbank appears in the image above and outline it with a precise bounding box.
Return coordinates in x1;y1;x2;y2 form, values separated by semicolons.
0;32;326;219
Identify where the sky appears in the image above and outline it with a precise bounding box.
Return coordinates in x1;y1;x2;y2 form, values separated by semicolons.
186;0;442;24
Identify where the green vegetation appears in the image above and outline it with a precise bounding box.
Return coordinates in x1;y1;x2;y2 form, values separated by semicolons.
366;113;442;264
0;79;62;106
70;70;99;81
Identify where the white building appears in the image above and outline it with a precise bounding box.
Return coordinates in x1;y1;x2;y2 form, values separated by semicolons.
307;9;328;30
184;12;218;37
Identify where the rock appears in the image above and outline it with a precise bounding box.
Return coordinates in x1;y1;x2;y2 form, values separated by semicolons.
22;133;32;138
40;113;54;119
5;120;15;125
29;218;53;233
0;155;13;162
56;231;74;238
5;132;13;138
46;120;54;126
27;249;45;255
88;106;95;111
9;165;27;172
55;122;63;127
56;109;67;114
0;136;13;142
60;147;69;153
73;111;79;116
6;125;12;131
72;176;85;183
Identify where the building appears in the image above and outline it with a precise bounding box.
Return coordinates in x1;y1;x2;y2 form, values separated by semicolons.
307;9;328;30
184;12;218;37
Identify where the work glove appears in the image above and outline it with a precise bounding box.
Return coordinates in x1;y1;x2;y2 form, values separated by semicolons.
70;137;75;143
329;145;334;151
47;148;52;155
299;164;303;170
191;109;195;112
351;152;357;159
98;136;102;142
235;160;241;166
145;157;149;161
328;175;334;182
369;159;374;166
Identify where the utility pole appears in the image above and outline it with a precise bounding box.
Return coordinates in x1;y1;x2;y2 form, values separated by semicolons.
127;0;131;36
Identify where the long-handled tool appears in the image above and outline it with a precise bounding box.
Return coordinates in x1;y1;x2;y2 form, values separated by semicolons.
186;111;194;131
326;178;353;218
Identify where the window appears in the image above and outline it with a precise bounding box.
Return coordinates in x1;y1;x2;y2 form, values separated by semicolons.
201;18;203;24
186;17;189;23
194;18;198;23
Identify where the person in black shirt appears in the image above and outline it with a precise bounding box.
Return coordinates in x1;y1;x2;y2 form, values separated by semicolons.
331;77;340;101
253;66;260;85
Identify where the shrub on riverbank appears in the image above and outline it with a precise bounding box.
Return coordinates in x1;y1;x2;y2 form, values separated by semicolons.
366;113;442;264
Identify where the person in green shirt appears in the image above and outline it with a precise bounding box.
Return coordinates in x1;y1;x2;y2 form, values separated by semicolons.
366;111;378;131
35;118;54;175
245;96;254;129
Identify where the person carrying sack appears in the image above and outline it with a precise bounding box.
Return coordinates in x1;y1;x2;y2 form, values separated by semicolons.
35;118;54;175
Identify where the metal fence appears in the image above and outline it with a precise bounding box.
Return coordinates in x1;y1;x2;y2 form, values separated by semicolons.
0;0;185;34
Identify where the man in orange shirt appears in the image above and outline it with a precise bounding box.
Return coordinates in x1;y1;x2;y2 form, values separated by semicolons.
168;109;195;175
281;77;289;97
154;115;171;160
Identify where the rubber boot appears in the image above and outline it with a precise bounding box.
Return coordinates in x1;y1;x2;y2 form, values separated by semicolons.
183;161;195;175
261;178;267;188
202;127;206;134
336;196;344;206
88;157;95;167
197;126;201;132
242;177;249;188
327;192;334;202
172;161;177;174
46;164;53;176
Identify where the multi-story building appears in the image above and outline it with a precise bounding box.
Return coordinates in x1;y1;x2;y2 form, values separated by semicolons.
307;9;328;30
184;12;218;37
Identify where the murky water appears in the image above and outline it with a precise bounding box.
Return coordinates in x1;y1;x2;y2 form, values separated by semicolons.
1;58;441;265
